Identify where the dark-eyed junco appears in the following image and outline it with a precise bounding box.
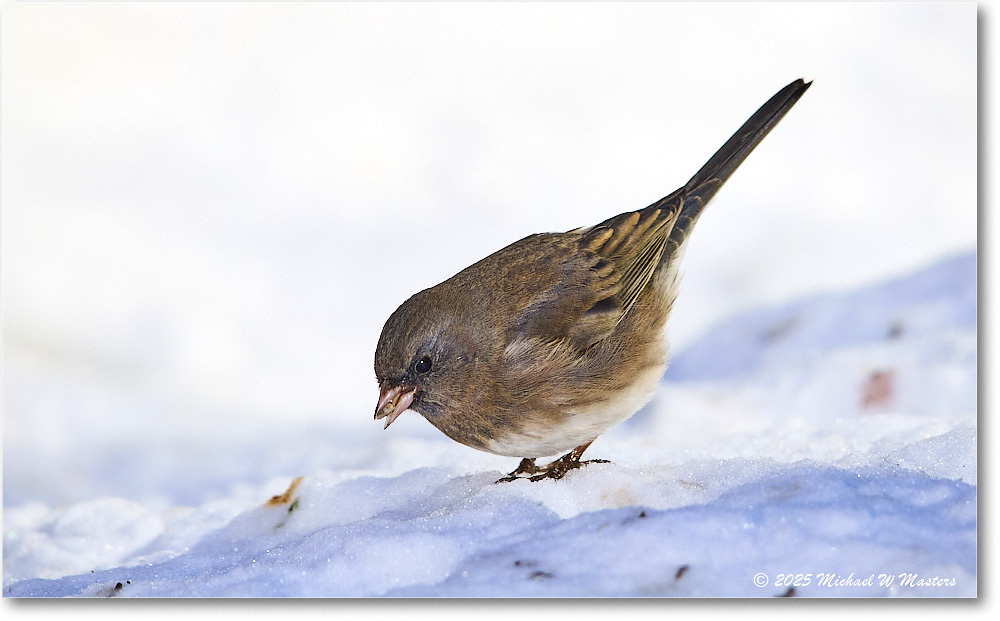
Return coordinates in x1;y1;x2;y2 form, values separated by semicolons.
375;79;810;481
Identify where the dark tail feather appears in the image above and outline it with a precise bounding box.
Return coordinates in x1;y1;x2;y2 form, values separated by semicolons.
657;78;811;266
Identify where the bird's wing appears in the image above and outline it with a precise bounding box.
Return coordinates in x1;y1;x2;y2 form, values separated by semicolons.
512;78;810;352
511;203;680;351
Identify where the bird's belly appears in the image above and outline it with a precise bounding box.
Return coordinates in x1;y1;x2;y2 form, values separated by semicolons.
483;362;665;458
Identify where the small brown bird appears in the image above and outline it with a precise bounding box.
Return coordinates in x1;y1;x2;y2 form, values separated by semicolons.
375;79;810;481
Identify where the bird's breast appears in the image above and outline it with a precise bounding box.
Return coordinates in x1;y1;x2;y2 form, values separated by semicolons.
482;359;666;458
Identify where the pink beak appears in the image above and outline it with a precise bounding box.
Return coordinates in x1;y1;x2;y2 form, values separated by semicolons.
374;384;418;429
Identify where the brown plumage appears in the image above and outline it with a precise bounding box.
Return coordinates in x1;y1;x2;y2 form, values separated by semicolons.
375;79;811;481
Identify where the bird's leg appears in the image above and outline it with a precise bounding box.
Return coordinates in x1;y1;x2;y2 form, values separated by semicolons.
495;458;540;483
495;441;611;483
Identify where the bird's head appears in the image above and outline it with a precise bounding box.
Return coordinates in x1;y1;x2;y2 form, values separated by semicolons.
373;287;479;429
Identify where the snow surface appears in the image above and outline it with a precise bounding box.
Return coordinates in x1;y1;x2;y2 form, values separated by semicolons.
3;251;977;597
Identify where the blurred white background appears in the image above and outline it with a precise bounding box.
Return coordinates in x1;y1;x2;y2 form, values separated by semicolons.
2;3;976;504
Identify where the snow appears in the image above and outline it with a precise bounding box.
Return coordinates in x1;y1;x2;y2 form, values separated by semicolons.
3;251;977;597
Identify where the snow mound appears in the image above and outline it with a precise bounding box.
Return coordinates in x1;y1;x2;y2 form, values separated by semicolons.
7;463;975;597
667;252;976;382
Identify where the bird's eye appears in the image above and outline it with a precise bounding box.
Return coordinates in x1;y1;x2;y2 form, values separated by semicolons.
415;355;433;374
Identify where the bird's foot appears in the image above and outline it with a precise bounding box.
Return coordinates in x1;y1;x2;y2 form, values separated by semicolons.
496;458;540;483
495;441;610;483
